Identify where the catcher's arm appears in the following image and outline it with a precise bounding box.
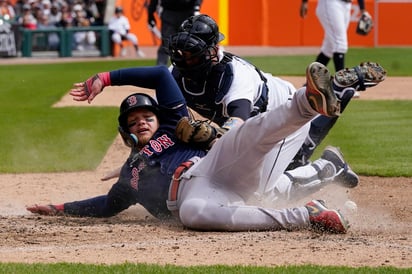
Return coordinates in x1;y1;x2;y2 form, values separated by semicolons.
69;72;111;104
220;117;244;133
210;117;244;146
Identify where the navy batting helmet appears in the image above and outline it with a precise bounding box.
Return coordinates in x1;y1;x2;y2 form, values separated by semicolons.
118;93;158;147
118;93;158;131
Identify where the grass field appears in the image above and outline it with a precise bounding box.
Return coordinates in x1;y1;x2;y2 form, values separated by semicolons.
1;48;411;176
0;47;411;272
0;262;409;273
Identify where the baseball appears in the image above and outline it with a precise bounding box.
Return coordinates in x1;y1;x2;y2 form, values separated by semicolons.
344;200;358;213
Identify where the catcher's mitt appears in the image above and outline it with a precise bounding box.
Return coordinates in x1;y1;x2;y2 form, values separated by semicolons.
176;117;224;149
356;11;373;36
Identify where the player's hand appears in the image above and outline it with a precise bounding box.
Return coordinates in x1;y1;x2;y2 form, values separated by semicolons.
101;167;121;181
300;2;308;18
69;72;111;104
26;204;63;215
69;82;98;103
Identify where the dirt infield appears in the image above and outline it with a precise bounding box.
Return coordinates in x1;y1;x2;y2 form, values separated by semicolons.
0;50;411;268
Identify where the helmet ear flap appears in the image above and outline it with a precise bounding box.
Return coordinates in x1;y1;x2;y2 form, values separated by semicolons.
118;125;138;148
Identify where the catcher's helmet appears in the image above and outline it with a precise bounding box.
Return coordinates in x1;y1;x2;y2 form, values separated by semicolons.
169;32;215;81
179;14;224;46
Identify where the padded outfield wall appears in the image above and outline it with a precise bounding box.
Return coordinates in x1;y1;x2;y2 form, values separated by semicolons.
111;0;411;47
7;0;411;47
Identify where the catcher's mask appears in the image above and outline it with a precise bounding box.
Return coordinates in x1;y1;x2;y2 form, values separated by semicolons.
169;32;218;82
118;93;158;147
178;14;225;46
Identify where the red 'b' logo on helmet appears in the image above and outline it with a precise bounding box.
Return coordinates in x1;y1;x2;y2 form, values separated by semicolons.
127;96;138;106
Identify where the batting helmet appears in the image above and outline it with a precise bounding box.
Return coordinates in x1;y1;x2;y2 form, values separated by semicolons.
118;93;158;147
179;14;225;46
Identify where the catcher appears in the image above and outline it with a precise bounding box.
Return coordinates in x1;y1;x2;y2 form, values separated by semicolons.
167;15;385;185
28;63;349;233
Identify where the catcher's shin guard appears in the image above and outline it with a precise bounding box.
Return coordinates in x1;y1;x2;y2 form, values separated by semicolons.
284;159;336;201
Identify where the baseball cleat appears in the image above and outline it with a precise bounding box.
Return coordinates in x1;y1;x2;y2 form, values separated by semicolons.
305;199;349;234
320;146;359;188
26;204;64;216
333;62;386;92
305;62;341;117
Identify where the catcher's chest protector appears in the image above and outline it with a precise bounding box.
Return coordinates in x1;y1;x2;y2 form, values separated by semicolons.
172;54;234;123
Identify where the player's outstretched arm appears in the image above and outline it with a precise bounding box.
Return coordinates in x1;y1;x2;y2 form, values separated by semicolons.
101;166;121;181
69;72;111;104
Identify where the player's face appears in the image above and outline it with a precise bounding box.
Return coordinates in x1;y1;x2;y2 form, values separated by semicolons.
176;51;202;68
127;109;159;146
183;48;219;68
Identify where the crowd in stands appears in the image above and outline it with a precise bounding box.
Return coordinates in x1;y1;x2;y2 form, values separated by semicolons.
0;0;126;53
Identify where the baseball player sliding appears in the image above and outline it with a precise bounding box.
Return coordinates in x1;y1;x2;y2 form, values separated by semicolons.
28;63;352;233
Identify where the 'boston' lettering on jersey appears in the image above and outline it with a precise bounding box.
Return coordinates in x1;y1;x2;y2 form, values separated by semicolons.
141;134;175;156
130;161;146;190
